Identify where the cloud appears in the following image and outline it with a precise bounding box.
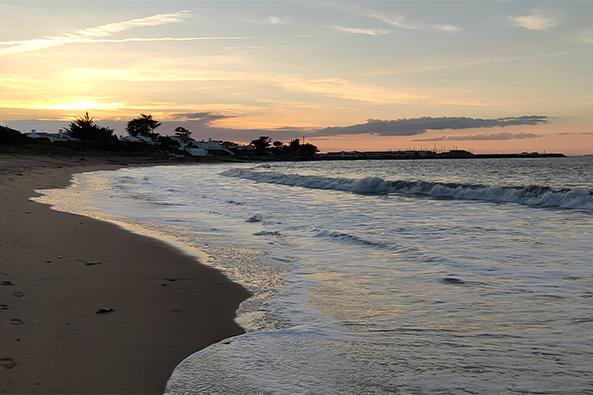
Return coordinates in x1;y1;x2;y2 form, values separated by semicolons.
71;10;192;37
250;16;290;25
5;115;550;143
557;131;593;136
412;132;541;142
311;116;548;137
171;112;234;124
266;16;289;25
370;49;592;77
0;11;246;56
405;51;576;73
581;30;593;44
4;116;305;142
332;25;389;36
272;76;425;104
509;13;556;31
369;13;460;32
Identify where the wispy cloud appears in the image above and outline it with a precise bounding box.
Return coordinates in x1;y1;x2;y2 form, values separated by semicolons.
557;131;593;136
272;76;426;104
369;13;459;32
266;16;289;25
0;11;245;56
69;10;192;37
311;116;548;137
249;16;290;25
413;132;541;142
48;63;482;106
371;49;586;76
332;25;389;36
171;112;234;124
509;12;556;31
582;30;593;43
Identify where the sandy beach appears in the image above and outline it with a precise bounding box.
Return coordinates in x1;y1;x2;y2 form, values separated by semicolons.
0;154;250;394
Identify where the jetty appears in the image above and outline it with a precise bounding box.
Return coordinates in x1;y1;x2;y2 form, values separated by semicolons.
318;149;565;161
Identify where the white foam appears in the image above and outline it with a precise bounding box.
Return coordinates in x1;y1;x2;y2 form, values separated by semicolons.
221;168;593;210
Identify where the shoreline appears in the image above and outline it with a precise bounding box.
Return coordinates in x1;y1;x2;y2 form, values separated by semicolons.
0;154;251;394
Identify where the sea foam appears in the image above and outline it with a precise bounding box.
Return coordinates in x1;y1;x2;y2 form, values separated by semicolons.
221;168;593;210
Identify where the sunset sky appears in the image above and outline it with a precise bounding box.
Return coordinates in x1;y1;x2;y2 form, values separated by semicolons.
1;0;592;153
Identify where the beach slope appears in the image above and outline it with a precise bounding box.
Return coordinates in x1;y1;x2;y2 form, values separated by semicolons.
0;155;250;393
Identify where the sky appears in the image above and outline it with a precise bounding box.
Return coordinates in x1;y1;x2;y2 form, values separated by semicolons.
1;0;592;154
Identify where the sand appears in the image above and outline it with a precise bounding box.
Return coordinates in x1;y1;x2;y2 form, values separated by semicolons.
0;154;250;394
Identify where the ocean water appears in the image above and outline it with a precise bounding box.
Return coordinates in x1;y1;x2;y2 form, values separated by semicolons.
36;157;593;394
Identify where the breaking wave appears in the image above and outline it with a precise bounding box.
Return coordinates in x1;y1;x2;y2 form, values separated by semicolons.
221;168;593;210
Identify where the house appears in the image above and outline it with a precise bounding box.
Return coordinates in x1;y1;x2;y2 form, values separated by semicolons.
232;144;256;152
185;139;234;157
24;129;77;143
120;135;157;145
169;136;189;148
185;141;208;157
222;141;241;149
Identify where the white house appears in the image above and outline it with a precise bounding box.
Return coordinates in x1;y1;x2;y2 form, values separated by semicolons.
185;139;233;157
120;135;157;145
24;129;77;143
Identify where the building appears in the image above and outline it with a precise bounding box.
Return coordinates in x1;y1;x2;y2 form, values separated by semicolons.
24;129;77;143
119;135;157;145
185;139;234;157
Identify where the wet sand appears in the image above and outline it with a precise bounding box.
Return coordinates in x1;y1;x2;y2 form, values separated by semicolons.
0;154;250;394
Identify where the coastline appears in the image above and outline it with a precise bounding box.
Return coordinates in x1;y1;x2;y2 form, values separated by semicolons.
0;154;251;394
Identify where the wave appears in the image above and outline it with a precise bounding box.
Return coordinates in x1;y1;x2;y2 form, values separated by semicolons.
220;168;593;210
314;229;416;252
316;229;390;249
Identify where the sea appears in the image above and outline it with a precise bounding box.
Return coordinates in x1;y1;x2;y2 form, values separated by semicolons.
36;157;593;394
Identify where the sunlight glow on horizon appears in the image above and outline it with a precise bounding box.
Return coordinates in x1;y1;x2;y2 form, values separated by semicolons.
41;100;125;111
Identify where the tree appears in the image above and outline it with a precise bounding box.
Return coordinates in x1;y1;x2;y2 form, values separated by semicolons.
270;140;287;157
0;125;27;144
63;112;115;143
126;114;161;139
288;138;301;153
158;135;180;152
300;143;319;157
250;136;272;152
174;126;192;143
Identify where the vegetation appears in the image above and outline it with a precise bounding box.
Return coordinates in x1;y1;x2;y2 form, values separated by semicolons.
174;126;192;143
268;137;319;158
1;114;319;160
157;135;180;152
0;125;27;144
250;136;272;153
63;112;116;143
126;114;161;139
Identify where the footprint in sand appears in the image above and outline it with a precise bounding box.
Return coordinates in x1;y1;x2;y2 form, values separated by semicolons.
10;318;23;326
0;358;17;369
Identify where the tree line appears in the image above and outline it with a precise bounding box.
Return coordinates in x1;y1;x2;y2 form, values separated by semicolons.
62;113;170;143
250;136;319;157
60;113;318;157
